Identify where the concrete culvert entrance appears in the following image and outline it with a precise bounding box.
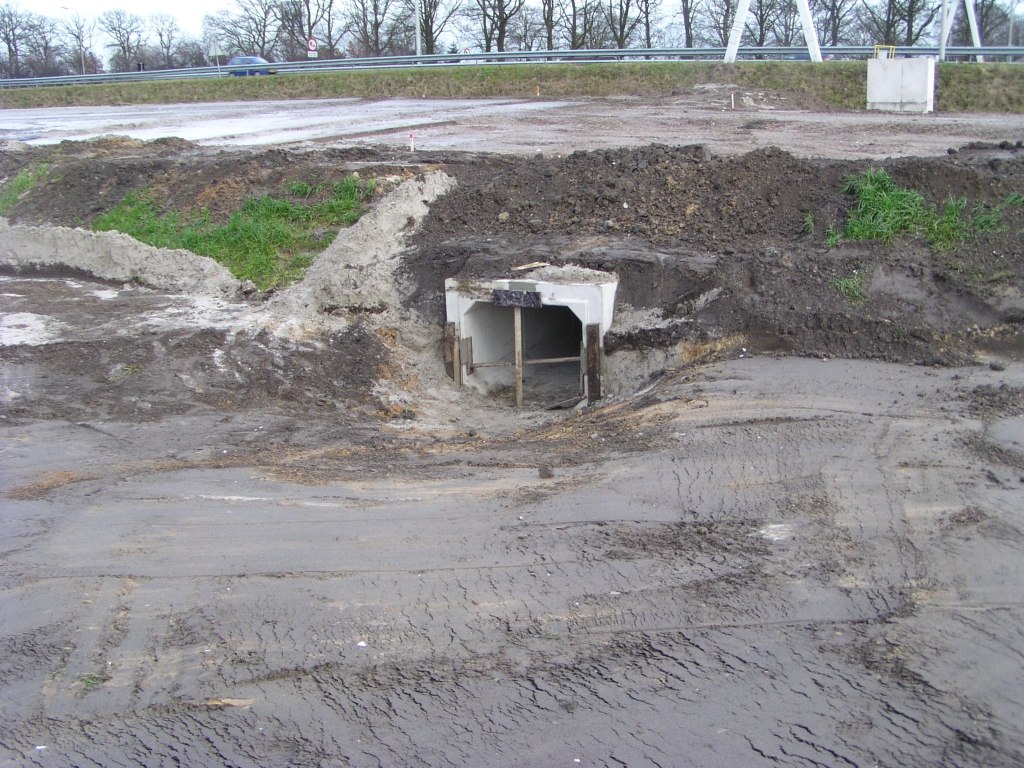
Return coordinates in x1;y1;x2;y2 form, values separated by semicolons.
521;304;584;404
444;271;618;408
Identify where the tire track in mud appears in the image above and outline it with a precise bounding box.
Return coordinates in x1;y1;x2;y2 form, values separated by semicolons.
3;359;1024;766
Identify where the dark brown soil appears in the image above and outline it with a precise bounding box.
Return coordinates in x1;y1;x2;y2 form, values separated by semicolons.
403;142;1024;366
4;136;1024;373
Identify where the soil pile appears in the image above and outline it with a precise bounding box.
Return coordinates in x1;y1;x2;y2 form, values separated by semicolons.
405;141;1024;366
2;136;1024;387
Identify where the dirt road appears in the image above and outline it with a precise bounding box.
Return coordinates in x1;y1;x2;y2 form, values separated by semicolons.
2;96;1024;766
3;93;1023;158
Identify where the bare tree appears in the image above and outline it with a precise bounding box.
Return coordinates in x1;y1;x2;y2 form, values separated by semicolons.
409;0;461;53
699;0;737;44
541;0;560;47
204;0;280;59
679;0;701;45
899;0;938;43
0;2;29;77
561;0;611;46
99;9;147;71
60;11;95;74
507;3;545;47
23;13;64;76
859;0;900;40
773;0;803;42
319;0;348;57
636;0;661;45
742;0;778;45
861;0;938;45
950;0;1009;44
174;37;209;66
150;13;179;68
276;0;332;59
466;0;526;51
346;0;410;55
604;0;642;46
811;0;859;43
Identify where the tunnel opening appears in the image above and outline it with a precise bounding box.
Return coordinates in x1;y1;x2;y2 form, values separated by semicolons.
444;273;617;408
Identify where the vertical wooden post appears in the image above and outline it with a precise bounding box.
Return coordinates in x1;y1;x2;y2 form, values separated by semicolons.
444;322;462;385
453;331;462;386
514;305;523;408
579;340;586;396
460;337;474;375
586;323;601;402
444;322;456;380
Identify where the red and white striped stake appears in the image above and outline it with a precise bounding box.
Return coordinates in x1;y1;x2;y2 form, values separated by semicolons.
409;133;415;151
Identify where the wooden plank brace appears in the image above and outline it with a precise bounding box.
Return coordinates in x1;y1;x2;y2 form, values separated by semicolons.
586;323;602;402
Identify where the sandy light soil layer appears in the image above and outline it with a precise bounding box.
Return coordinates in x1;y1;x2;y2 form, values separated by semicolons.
2;97;1024;767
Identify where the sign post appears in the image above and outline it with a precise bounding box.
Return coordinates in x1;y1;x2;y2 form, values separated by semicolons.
208;39;223;76
306;37;318;59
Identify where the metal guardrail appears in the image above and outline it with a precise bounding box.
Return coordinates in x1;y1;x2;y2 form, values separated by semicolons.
2;45;1021;89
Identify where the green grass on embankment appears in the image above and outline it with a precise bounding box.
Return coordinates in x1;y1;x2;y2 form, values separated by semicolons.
92;176;373;290
0;61;1020;113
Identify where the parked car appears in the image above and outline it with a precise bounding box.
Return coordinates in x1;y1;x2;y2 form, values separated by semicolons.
227;56;277;76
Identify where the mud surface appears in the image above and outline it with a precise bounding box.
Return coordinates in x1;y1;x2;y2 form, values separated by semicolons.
2;113;1024;766
4;95;1024;159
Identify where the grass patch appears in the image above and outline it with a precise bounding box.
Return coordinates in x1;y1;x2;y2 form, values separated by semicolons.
936;63;1024;113
93;176;373;289
1005;192;1024;207
0;165;48;216
832;169;1007;251
0;62;1019;113
0;62;872;110
829;271;868;304
839;168;929;244
80;672;112;690
971;202;1002;232
929;196;973;249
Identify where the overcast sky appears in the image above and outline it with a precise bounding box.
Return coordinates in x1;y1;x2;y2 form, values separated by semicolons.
33;0;216;38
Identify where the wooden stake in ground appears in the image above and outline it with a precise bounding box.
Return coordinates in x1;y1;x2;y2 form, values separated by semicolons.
514;305;523;408
586;323;602;402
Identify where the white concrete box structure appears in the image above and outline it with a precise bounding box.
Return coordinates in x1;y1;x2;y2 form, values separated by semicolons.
866;57;936;113
444;270;618;407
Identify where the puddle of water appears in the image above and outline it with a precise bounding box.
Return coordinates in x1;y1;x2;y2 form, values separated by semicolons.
0;312;64;346
758;523;793;542
137;296;265;333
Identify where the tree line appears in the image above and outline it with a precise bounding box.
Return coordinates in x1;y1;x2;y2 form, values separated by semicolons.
0;0;1018;77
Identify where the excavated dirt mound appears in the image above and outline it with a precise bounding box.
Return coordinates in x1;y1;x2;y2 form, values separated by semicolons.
3;137;1024;383
404;142;1024;366
0;273;389;424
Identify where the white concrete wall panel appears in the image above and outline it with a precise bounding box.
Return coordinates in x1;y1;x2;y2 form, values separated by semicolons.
867;58;935;113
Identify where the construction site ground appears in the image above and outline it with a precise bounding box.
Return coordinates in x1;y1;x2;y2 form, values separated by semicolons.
2;94;1024;767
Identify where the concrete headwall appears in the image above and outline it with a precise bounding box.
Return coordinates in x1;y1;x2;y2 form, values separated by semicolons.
867;57;935;113
0;219;241;296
